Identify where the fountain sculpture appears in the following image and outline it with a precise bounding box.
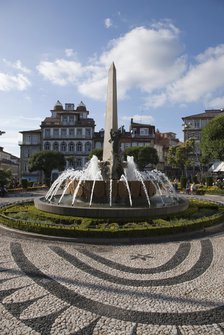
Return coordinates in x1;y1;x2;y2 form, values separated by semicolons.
35;63;188;218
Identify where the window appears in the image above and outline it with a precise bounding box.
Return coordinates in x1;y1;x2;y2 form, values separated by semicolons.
62;115;68;124
44;142;51;150
76;158;82;167
194;120;200;128
67;159;74;168
85;142;91;152
61;142;67;152
140;128;149;136
65;103;74;110
45;129;50;138
77;128;82;137
85;128;91;137
61;128;67;137
69;128;74;137
69;115;74;124
53;128;59;137
24;162;28;172
53;142;59;151
68;142;74;152
76;142;83;152
23;148;29;158
80;112;87;119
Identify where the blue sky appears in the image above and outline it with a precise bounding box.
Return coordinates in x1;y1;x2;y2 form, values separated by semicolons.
0;0;224;157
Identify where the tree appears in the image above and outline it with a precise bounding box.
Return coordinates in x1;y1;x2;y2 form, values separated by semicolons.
0;169;11;187
167;140;194;176
28;151;66;186
124;146;159;170
88;148;103;161
201;115;224;162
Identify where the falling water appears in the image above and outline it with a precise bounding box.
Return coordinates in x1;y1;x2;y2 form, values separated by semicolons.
109;179;112;207
45;155;179;208
89;179;96;207
120;174;132;207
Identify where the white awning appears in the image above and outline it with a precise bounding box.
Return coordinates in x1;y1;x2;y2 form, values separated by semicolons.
209;161;224;172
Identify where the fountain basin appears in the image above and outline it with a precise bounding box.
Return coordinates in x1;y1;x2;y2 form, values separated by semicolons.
34;196;189;219
68;179;157;206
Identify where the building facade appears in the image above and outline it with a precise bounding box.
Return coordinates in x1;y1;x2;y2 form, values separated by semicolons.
41;100;95;171
19;101;95;183
182;109;224;169
155;131;180;171
19;129;42;182
0;146;20;184
182;109;224;142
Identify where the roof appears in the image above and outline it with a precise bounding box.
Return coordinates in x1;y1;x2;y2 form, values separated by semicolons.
19;129;41;134
131;122;155;128
182;110;224;120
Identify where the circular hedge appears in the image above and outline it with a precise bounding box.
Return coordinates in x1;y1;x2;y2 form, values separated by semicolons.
0;199;223;238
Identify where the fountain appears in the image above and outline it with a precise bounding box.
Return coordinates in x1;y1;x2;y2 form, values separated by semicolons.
35;63;188;219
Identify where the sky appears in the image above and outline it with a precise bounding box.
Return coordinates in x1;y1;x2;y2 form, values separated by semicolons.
0;0;224;157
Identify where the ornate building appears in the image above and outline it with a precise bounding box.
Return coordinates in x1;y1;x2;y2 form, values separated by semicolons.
19;101;95;183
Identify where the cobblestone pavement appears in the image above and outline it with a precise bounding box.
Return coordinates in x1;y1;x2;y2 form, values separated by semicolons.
0;193;224;334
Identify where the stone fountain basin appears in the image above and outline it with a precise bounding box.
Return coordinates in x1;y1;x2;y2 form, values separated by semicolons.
67;179;157;206
34;196;189;219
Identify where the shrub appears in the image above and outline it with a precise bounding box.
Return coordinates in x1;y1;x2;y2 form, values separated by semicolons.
206;176;213;186
0;199;223;239
21;179;28;189
180;176;187;189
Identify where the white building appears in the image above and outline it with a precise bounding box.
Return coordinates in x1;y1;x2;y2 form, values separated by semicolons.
19;101;95;183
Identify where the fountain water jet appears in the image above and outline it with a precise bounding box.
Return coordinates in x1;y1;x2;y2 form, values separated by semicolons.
35;63;188;218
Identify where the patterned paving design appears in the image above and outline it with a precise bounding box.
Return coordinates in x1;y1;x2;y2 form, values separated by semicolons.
0;234;224;334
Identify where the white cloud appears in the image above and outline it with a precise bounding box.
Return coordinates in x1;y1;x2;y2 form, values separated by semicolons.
77;24;186;100
3;59;31;74
146;44;224;108
65;49;75;57
0;73;31;91
167;45;224;104
36;23;186;100
35;23;224;110
207;96;224;109
104;18;112;28
99;25;186;94
36;59;84;86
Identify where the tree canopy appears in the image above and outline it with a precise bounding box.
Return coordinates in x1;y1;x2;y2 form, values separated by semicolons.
124;146;159;170
200;115;224;162
0;169;11;187
167;140;194;175
88;148;103;161
28;151;66;185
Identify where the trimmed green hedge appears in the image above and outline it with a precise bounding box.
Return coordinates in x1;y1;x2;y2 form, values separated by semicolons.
0;199;224;238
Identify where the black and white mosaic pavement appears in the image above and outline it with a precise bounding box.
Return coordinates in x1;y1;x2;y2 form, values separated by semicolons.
0;231;224;334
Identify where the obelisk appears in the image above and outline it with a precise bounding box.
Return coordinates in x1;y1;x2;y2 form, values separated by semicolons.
102;62;118;163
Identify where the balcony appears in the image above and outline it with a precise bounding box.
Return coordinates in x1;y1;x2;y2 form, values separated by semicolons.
43;134;92;139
